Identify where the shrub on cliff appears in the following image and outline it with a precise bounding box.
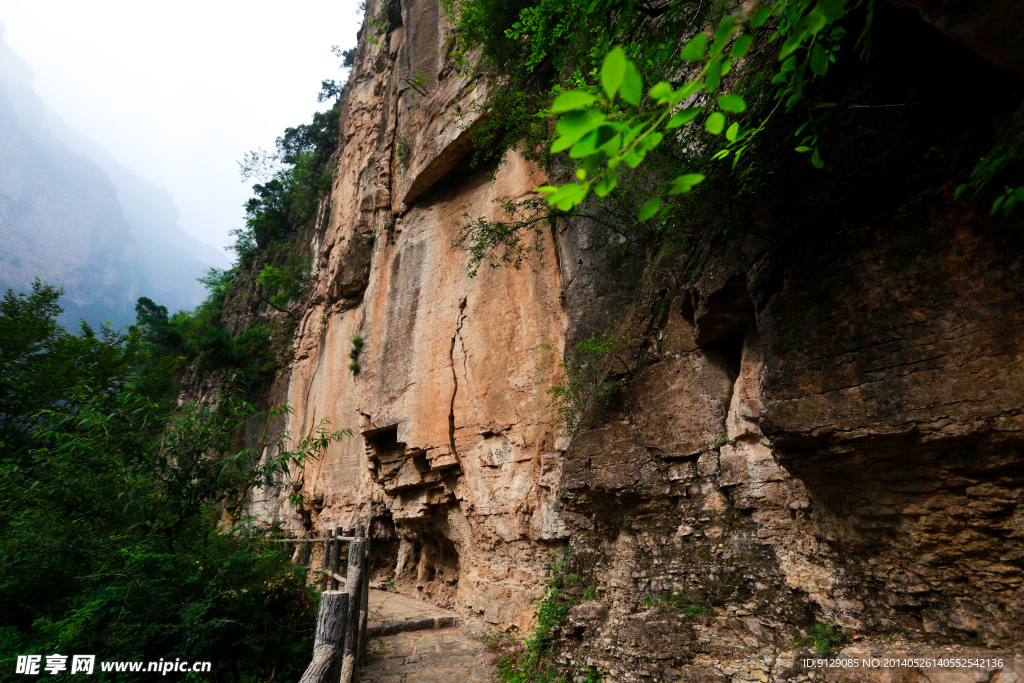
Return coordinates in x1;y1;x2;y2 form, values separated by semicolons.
234;103;341;264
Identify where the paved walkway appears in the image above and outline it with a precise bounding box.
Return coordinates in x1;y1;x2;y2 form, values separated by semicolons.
360;590;494;682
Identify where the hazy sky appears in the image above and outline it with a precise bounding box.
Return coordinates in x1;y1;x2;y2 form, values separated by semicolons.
1;0;363;257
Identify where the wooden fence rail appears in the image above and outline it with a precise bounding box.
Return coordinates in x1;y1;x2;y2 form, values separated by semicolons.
293;525;370;683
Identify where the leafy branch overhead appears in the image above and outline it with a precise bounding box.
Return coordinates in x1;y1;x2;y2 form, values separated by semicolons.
536;0;864;218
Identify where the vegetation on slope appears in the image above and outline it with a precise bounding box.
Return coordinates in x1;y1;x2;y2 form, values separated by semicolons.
0;281;351;680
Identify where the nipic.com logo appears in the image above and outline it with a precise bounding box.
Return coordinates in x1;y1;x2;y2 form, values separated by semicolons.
16;656;94;675
14;655;212;675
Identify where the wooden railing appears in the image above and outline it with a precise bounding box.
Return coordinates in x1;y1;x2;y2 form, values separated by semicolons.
276;525;370;683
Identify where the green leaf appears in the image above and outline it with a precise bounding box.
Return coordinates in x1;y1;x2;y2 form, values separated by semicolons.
810;43;828;76
551;91;597;113
717;93;746;113
667;107;700;129
545;183;587;210
624;147;648;168
713;14;738;47
622;122;646;149
601;47;627;100
1002;197;1018;216
725;122;739;141
779;34;804;60
598;131;622;157
811;150;824;168
668;173;705;194
552;110;606;152
594;173;618;197
621;60;643;105
570;125;616;158
672;81;704;104
643;131;664;150
705;112;726;134
794;146;813;153
638;198;661;221
681;33;707;61
706;59;723;93
821;0;849;21
781;56;797;72
750;8;770;28
649;81;672;103
807;7;828;35
731;34;751;58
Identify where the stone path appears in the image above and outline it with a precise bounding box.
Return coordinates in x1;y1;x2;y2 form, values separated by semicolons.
360;590;494;682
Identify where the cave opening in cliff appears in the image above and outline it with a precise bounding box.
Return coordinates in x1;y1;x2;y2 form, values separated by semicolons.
394;521;462;606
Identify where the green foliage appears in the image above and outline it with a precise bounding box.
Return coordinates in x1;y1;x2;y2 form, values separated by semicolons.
132;269;282;396
549;326;631;429
956;108;1024;216
495;546;577;683
162;270;277;381
406;69;430;96
790;621;849;656
0;283;352;681
318;45;357;104
444;0;909;274
643;588;711;617
452;197;551;277
396;137;412;171
348;335;364;374
232;104;340;264
0;280;140;463
256;246;313;317
538;0;868;216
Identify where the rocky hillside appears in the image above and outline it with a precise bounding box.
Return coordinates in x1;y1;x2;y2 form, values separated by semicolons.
216;0;1024;680
0;25;225;328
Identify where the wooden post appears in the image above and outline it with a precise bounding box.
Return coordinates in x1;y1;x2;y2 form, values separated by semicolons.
297;590;348;683
319;529;332;592
296;529;313;567
339;528;366;683
331;526;343;591
358;529;370;661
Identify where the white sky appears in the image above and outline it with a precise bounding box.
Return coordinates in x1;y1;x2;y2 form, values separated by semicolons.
1;0;363;257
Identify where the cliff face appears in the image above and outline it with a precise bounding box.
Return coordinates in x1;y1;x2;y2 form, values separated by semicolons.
238;0;1024;678
239;0;568;632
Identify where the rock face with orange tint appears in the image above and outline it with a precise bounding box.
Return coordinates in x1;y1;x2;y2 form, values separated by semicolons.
234;0;568;630
229;0;1024;676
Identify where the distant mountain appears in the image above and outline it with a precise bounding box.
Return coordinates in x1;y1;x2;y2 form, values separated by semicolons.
0;23;227;329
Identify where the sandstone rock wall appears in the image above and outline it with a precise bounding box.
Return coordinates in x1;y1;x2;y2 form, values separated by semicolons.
244;0;569;631
237;0;1024;678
